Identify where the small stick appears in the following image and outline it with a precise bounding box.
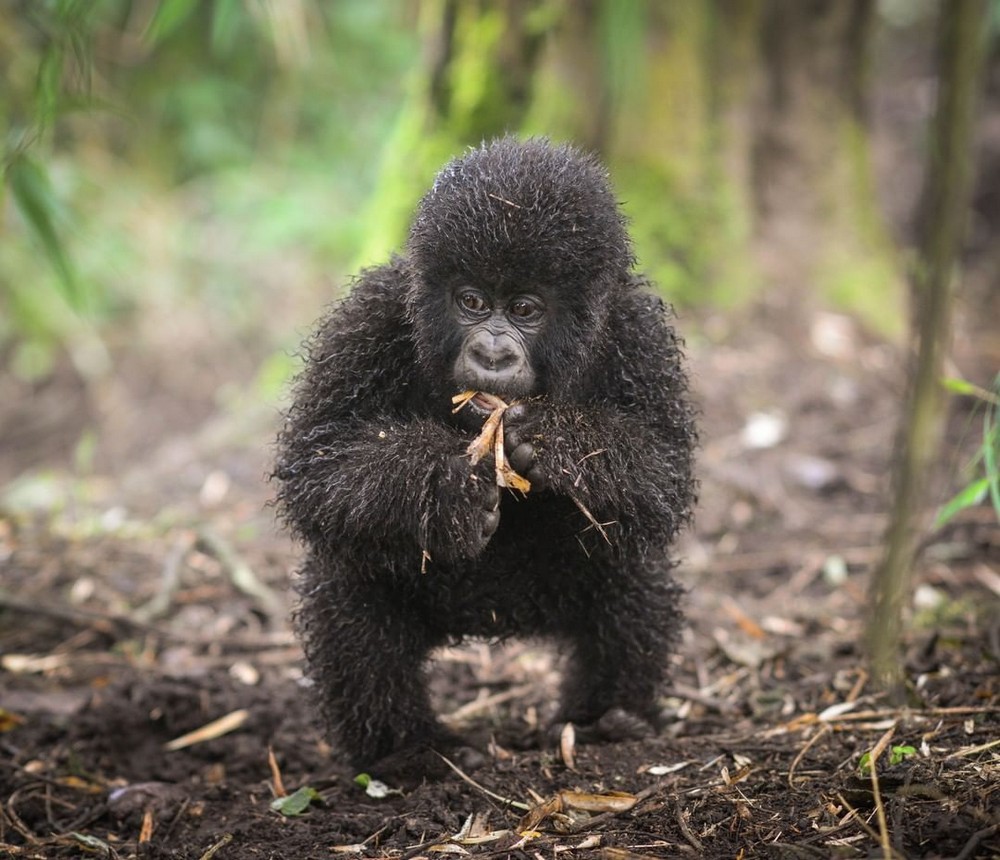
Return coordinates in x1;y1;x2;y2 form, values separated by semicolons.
569;493;613;545
164;709;249;751
867;725;898;859
197;833;233;860
435;753;531;811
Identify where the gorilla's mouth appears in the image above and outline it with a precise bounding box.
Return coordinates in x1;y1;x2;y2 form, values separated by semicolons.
469;392;500;415
451;389;510;424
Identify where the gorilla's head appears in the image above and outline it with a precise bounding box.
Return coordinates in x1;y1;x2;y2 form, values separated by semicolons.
405;137;634;407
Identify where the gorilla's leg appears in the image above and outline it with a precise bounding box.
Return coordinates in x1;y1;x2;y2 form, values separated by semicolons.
295;555;457;771
555;567;683;740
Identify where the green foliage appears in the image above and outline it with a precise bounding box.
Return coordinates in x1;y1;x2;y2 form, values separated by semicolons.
145;0;200;43
615;158;750;307
597;0;647;116
817;121;905;339
936;374;1000;527
270;785;320;817
1;1;418;371
5;153;83;309
858;744;917;775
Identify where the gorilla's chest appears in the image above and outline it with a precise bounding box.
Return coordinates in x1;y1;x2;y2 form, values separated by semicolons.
418;494;601;638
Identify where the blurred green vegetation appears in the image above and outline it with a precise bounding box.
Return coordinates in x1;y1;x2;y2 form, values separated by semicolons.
1;0;982;389
2;0;418;379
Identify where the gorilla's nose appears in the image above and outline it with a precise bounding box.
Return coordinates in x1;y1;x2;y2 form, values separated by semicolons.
470;334;518;372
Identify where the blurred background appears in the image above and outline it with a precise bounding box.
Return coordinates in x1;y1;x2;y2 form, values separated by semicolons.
2;7;999;853
1;0;997;545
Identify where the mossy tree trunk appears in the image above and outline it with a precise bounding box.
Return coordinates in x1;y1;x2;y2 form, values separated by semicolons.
750;0;903;336
357;0;551;267
866;0;989;695
361;0;902;322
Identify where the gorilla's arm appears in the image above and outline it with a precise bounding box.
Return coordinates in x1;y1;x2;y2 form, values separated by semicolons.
275;263;498;564
506;290;696;547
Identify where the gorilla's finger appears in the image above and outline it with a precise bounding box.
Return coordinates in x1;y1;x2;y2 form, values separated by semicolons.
507;441;536;475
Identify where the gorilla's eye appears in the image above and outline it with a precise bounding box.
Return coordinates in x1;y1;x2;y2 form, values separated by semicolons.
457;290;489;315
508;297;543;321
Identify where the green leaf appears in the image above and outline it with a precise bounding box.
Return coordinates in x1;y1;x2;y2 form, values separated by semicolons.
146;0;200;44
984;406;1000;517
858;752;872;775
35;46;65;129
935;478;989;528
889;744;917;765
270;785;319;817
211;0;244;52
5;154;83;310
941;376;981;396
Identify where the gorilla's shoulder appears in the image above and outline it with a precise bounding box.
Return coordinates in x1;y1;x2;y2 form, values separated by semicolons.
324;256;412;331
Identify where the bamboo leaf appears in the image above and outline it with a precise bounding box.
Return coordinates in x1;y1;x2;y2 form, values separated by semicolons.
5;154;82;309
146;0;200;45
35;46;64;129
935;478;989;528
984;405;1000;516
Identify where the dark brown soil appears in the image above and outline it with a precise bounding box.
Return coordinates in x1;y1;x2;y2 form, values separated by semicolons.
1;302;998;859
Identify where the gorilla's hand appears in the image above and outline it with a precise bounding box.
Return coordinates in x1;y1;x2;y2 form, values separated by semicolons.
502;402;550;492
422;456;500;562
462;462;502;552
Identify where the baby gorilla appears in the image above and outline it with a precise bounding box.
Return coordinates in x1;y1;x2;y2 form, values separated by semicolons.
275;137;697;780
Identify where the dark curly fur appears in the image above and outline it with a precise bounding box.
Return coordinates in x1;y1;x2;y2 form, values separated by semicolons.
274;137;697;779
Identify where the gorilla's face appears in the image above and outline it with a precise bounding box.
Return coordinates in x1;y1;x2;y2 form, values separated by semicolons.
450;283;547;397
406;137;633;408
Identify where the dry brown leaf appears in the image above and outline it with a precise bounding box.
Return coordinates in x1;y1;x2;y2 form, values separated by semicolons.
518;790;639;832
518;794;564;832
560;790;638;813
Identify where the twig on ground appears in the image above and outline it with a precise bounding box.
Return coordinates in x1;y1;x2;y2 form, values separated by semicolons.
674;800;703;853
196;833;233;860
787;724;831;788
441;683;537;727
164;709;249;752
435;753;531;811
867;725;898;859
835;792;883;847
133;533;192;622
0;588;160;638
953;824;1000;860
196;528;283;618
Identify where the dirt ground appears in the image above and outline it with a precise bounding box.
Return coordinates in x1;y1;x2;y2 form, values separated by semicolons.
1;296;998;860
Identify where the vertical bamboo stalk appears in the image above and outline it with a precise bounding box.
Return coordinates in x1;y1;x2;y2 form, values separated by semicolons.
866;0;989;693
